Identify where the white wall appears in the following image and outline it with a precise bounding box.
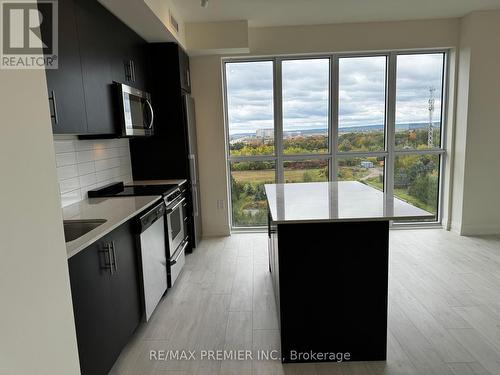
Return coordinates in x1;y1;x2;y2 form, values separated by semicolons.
186;20;249;56
452;11;500;235
249;18;459;55
54;137;133;207
0;70;80;373
190;57;231;236
190;18;460;236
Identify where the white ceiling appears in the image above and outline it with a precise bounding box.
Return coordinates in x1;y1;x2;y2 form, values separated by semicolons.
173;0;500;27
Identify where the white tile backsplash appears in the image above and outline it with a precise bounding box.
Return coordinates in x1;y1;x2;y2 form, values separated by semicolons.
76;150;93;163
60;177;80;194
57;164;79;180
53;136;133;207
55;152;77;167
53;139;76;153
77;161;95;176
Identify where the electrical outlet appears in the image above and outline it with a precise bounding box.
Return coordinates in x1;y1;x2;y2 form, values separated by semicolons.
216;199;224;210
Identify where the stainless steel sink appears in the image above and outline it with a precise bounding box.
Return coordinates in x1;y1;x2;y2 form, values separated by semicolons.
63;219;107;242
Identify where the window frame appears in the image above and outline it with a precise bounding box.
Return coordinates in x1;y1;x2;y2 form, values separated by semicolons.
222;49;449;230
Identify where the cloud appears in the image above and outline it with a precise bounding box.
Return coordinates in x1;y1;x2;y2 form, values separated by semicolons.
225;53;444;134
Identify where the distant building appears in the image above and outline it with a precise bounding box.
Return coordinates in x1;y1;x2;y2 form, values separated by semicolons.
256;129;274;138
360;161;374;169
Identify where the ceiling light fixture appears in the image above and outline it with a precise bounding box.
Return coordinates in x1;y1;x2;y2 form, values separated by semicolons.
201;0;208;8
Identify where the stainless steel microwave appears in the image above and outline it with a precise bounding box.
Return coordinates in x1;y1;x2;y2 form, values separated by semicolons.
115;82;154;137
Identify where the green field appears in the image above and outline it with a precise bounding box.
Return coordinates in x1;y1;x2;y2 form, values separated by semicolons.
394;189;436;214
231;169;275;184
231;168;327;184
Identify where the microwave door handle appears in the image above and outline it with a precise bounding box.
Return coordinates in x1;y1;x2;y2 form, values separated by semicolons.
145;99;154;129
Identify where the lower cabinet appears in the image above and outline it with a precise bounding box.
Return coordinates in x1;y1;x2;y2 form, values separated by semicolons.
68;220;141;375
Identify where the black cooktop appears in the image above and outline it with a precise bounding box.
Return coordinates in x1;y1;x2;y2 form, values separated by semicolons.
88;182;178;199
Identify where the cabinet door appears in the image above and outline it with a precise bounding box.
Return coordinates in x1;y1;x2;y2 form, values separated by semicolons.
178;47;191;93
42;0;87;134
107;221;142;354
110;21;135;86
130;39;148;90
117;29;148;90
74;0;115;135
68;241;115;375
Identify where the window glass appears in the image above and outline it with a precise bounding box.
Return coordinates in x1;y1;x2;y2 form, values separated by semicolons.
395;53;444;150
282;59;330;154
284;160;329;183
338;157;385;191
230;161;276;227
394;154;440;216
226;61;275;156
338;56;387;152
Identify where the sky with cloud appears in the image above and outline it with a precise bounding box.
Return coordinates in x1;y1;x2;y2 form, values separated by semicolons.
225;54;444;135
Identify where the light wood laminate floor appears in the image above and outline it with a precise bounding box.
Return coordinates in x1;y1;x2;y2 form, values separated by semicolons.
110;229;500;375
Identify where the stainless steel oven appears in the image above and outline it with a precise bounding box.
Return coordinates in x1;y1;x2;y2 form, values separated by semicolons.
87;181;188;288
115;82;154;137
165;191;186;252
164;188;188;287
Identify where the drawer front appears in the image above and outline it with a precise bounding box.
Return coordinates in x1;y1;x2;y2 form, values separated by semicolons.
168;240;187;287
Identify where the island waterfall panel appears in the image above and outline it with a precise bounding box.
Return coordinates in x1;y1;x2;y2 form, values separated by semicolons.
268;218;389;362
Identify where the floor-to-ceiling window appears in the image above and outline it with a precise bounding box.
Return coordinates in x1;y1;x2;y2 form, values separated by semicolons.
225;61;276;227
224;51;447;228
393;53;445;216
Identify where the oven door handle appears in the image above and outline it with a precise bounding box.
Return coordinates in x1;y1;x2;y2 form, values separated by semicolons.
170;239;189;265
166;197;186;214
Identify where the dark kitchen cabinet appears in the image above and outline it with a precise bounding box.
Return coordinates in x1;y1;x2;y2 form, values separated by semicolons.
43;0;149;136
68;220;141;375
130;43;201;249
74;0;149;135
178;47;191;94
108;223;143;351
73;0;116;135
110;24;148;91
41;0;87;134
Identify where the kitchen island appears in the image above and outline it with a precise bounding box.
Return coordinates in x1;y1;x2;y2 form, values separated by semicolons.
264;181;434;363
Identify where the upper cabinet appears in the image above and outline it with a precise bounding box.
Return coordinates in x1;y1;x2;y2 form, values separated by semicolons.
111;25;148;91
178;47;191;94
41;0;87;134
43;0;149;135
74;0;115;135
149;43;191;95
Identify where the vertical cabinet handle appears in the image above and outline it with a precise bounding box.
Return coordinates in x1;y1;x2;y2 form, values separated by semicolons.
49;90;58;124
124;61;130;81
100;243;114;275
111;241;117;273
124;60;136;82
130;60;136;82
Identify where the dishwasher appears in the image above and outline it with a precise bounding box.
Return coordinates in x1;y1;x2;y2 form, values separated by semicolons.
136;201;167;321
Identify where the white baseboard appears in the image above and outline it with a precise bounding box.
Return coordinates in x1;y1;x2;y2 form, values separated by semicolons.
201;227;231;237
460;223;500;236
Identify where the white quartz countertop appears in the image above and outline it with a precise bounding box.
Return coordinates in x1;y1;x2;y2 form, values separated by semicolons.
265;181;434;224
63;195;162;258
129;179;187;186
